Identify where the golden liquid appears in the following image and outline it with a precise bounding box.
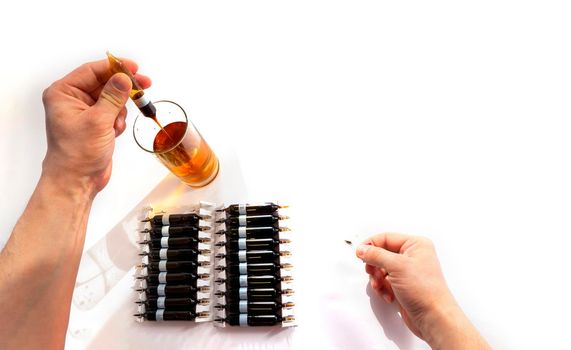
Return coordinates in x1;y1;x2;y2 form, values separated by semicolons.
153;121;219;187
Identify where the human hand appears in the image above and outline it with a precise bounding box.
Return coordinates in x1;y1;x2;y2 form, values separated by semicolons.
41;59;151;197
356;233;489;349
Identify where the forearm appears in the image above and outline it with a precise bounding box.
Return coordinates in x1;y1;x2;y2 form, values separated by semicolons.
0;172;94;349
422;299;491;350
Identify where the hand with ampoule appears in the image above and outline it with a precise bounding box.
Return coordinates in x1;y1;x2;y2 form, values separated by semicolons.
356;233;490;350
41;59;151;197
1;59;153;350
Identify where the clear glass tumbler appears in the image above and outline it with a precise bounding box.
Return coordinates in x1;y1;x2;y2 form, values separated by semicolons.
133;100;219;187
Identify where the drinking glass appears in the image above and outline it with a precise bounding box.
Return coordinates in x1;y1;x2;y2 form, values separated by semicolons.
133;100;219;187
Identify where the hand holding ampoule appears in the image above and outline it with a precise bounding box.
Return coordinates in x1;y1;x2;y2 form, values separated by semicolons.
42;58;151;194
0;58;151;349
356;233;490;350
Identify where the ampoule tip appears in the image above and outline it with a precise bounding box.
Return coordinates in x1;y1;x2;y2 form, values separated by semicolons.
283;315;295;323
281;276;294;282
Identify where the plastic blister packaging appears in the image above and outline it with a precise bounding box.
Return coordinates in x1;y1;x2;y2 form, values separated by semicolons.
134;202;215;323
133;202;295;328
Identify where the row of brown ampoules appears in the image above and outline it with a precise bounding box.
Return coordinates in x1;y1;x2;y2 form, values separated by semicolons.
213;203;295;326
134;204;214;321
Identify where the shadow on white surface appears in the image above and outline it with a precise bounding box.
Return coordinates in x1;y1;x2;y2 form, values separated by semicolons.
72;175;191;311
366;284;419;350
68;149;301;349
83;291;294;350
72;148;246;312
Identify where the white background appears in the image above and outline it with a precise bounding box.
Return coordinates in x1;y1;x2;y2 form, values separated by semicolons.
1;1;571;349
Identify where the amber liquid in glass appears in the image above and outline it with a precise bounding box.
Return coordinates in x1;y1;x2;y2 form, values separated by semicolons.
153;121;219;187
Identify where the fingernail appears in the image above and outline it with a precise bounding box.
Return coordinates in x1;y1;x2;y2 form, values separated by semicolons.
111;73;131;92
356;245;371;258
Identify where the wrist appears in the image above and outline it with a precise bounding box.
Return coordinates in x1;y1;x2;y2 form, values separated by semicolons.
40;164;97;202
421;297;489;350
421;299;463;346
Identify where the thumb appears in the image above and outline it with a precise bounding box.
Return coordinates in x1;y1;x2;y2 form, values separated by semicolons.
356;244;402;272
92;73;132;121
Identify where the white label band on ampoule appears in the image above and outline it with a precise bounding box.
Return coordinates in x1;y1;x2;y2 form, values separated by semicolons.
239;313;248;326
239;300;248;313
239;204;247;215
238;238;246;250
160;249;168;260
157;297;166;309
158;284;166;296
162;214;170;226
239;275;248;287
239;287;248;300
156;309;164;321
161;226;169;237
238;250;247;262
238;216;247;226
134;95;151;108
161;237;169;248
158;272;167;284
238;227;247;238
159;260;167;272
239;263;247;274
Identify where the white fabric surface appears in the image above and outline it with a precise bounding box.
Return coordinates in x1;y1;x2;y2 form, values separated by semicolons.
2;1;571;349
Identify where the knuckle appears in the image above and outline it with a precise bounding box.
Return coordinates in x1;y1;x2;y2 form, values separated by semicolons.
365;247;383;264
41;82;58;103
416;236;434;247
425;238;435;250
99;89;124;109
78;63;93;76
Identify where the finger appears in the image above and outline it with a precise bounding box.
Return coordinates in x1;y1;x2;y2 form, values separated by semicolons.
370;275;392;303
114;115;127;137
91;73;132;124
371;269;394;303
114;107;128;137
365;264;377;275
365;232;413;254
135;74;152;89
117;106;127;120
369;276;380;290
60;58;139;96
381;278;395;303
356;244;403;272
89;73;151;103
